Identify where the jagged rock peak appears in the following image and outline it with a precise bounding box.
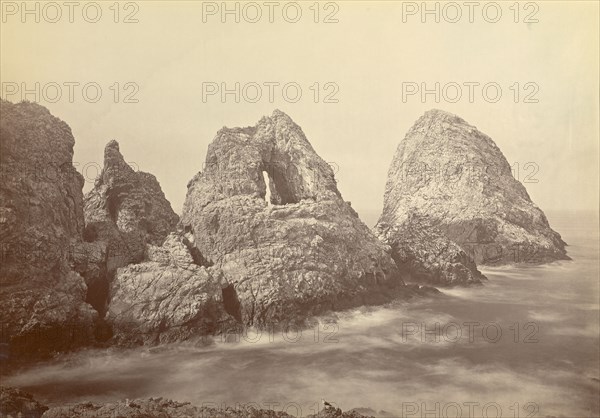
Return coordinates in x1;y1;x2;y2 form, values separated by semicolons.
219;109;303;131
95;140;136;187
178;110;424;329
105;138;121;153
104;139;129;165
195;109;340;208
378;109;568;267
84;140;179;246
80;140;180;318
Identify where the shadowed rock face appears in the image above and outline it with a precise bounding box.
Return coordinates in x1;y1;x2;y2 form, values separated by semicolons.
179;110;412;328
376;214;486;287
80;140;179;316
377;109;568;273
0;100;97;360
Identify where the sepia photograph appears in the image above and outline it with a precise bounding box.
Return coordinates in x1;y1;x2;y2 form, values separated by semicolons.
0;1;598;417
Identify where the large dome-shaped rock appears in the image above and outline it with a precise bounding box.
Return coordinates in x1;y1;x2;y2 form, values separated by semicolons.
80;140;179;316
0;100;97;361
180;110;413;328
377;109;568;269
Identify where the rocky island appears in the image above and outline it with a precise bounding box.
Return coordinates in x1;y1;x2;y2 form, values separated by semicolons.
1;101;572;417
108;110;430;345
376;109;569;284
1;101;431;360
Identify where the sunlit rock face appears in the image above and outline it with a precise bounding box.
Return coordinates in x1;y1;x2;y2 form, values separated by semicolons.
377;109;568;280
180;110;416;328
0;100;97;359
106;233;234;345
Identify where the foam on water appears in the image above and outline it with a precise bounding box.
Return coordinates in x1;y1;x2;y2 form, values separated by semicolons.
4;211;599;417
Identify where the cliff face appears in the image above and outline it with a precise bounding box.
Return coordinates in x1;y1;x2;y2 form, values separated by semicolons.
178;110;412;329
0;101;183;360
0;100;97;359
377;109;568;272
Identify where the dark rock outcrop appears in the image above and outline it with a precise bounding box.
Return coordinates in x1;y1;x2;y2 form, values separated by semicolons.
1;387;375;418
177;110;411;329
42;399;295;418
0;100;97;361
84;140;179;247
0;386;48;418
41;397;372;418
106;111;436;345
80;140;179;316
314;404;375;418
377;109;568;272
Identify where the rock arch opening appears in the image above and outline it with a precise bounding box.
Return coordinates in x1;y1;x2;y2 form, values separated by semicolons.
262;171;271;206
261;162;300;205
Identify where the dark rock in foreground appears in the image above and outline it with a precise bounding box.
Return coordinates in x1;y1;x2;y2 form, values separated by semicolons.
42;400;298;418
0;386;48;418
1;386;374;418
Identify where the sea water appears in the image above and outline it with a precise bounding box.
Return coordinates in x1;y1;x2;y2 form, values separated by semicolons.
4;211;599;417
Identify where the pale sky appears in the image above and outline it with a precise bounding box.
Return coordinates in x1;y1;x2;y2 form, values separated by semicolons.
1;1;598;226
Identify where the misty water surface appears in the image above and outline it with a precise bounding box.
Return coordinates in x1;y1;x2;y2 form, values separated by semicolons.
5;212;599;417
